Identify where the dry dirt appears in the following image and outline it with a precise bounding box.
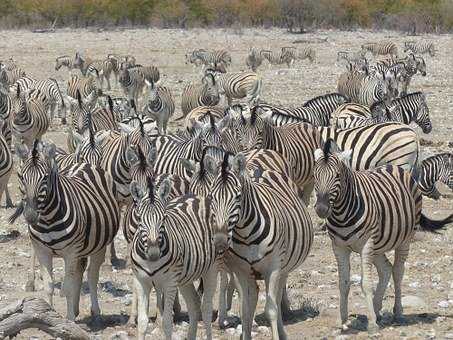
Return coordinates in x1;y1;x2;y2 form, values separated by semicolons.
0;28;452;339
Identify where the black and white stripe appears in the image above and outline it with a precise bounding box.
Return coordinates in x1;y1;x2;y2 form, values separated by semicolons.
361;41;398;56
144;83;175;135
416;153;453;199
208;71;262;106
0;119;13;207
404;41;435;56
180;74;220;118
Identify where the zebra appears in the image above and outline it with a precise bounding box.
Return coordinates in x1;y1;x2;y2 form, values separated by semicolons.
66;74;103;111
55;55;76;73
259;49;294;67
11;76;66;124
301;93;351;125
0;88;12;148
206;70;262;106
118;66;148;108
73;52;116;90
283;46;316;63
245;47;263;72
313;139;453;333
415;153;453;199
121;114;158;138
10;86;49;149
337;50;367;67
186;49;232;70
404;41;435;57
203;151;313;339
184;106;224;131
144;82;175;135
180;74;220;118
252;103;324;126
124;64;160;85
0;66;26;88
361;41;398;56
0;119;13;208
130;177;219;340
11;142;120;322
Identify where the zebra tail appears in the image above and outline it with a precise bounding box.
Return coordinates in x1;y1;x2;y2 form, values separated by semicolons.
419;213;453;233
9;201;24;224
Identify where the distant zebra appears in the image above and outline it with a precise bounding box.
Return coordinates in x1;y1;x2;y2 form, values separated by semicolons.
186;49;232;70
55;55;76;73
404;41;435;57
118;66;148;108
245;48;263;72
204;152;313;339
416;153;453;199
260;49;294;67
208;71;262;106
337;50;367;66
73;52;116;90
11;87;49;148
12;76;66;124
283;46;316;63
361;41;398;56
313;139;452;333
66;74;103;110
144;83;175;135
0;119;13;208
180;74;220;118
0;89;12;147
0;66;26;88
12;142;120;322
184;106;224;131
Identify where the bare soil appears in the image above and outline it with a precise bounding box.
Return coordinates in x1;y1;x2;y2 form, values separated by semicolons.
0;28;452;339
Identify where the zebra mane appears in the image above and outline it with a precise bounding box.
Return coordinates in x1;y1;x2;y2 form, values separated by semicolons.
136;145;147;170
198;147;208;178
322;138;333;160
249;106;258;125
146;176;155;203
31;139;40;164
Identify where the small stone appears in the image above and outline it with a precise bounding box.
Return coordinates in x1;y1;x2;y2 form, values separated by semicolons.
335;335;350;340
257;326;269;333
328;303;337;309
409;282;420;288
448;291;453;300
236;324;242;333
402;295;426;309
438;300;449;308
110;331;130;340
431;274;441;283
351;274;361;285
226;328;235;335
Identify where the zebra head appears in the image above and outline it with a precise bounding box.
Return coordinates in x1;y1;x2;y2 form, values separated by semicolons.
126;144;156;188
118;119;157;157
415;56;427;76
181;148;216;198
201;73;219;103
73;129;109;166
205;152;244;256
236;104;266;150
15;141;57;225
131;177;172;262
11;85;27;125
198;114;231;148
412;93;431;134
313;139;352;219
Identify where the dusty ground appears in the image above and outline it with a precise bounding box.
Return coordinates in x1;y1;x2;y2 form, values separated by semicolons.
0;28;452;339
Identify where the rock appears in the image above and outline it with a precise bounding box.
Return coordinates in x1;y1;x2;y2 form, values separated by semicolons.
402;295;426;309
409;281;420;288
438;300;449;308
110;331;130;340
335;335;350;340
351;274;361;285
121;295;132;306
431;274;441;283
257;326;270;333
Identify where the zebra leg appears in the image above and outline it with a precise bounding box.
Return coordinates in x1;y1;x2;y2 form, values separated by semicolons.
128;276;140;325
392;244;410;323
173;290;182;320
25;244;37;292
136;279;152;340
302;180;314;206
226;272;235;311
373;254;392;320
332;242;351;327
218;270;229;328
162;285;178;340
34;245;54;307
280;277;292;320
63;256;85;320
108;240;120;267
106;75;111;91
200;269;217;340
87;248;107;325
277;273;288;339
4;186;14;208
265;270;287;340
236;274;258;340
180;283;201;340
360;238;379;334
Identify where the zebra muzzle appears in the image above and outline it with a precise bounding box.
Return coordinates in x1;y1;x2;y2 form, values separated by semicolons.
213;233;229;255
146;246;160;262
23;205;39;225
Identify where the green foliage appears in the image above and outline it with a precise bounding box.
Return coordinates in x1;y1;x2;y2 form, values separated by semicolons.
0;0;453;32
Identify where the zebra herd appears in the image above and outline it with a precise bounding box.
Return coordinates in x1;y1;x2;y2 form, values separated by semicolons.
0;37;452;340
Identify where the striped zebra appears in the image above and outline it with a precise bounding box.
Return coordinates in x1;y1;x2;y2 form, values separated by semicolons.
130;177;218;340
0;66;26;88
313;139;453;333
118;66;149;108
283;46;316;63
66;74;103;110
415;153;453;199
0;88;12;148
245;47;263;72
203;152;313;339
404;41;435;57
186;49;232;70
55;55;76;73
184;106;224;131
361;41;398;56
207;71;262;106
180;74;220;118
121;114;158;137
144;83;175;135
260;49;294;67
73;52;116;90
335;92;431;133
11;87;50;149
252;103;324;126
11;142;120;322
301;92;350;125
12;76;66;124
0;119;13;208
337;50;367;66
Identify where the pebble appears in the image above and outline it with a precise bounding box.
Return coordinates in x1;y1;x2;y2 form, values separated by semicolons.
409;281;420;288
226;328;235;335
110;331;130;340
350;274;361;285
257;326;270;333
402;295;426;308
438;300;449;308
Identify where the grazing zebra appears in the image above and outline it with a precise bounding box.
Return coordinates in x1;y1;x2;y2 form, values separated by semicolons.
361;41;398;56
180;74;220;118
55;55;76;72
245;47;263;72
204;152;313;340
206;70;263;106
11;87;49;148
12;76;66;124
283;46;316;63
66;74;103;110
416;153;453;199
144;82;175;135
313;139;453;333
260;49;294;67
11;142;120;322
130;177;218;340
0;119;13;208
404;41;435;57
186;49;232;70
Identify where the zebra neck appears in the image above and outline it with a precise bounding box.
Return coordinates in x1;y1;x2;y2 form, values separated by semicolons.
334;163;357;208
148;96;162;111
262;120;278;149
37;169;62;222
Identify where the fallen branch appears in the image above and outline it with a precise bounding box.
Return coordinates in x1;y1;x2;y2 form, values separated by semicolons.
0;297;90;339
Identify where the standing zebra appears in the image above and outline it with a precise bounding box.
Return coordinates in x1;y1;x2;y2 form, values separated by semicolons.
186;49;232;71
130;178;218;340
361;41;398;56
11;142;120;322
416;153;453;199
283;46;316;63
180;74;220;118
245;47;263;72
118;66;148;108
260;49;294;67
0;88;12;148
204;152;313;340
0;120;13;208
404;41;435;57
313;139;452;333
0;66;26;88
12;76;66;124
55;55;76;73
207;70;262;106
73;52;116;90
10;87;49;149
66;74;103;110
144;82;175;135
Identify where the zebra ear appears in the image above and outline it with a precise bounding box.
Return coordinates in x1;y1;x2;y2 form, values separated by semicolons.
158;177;172;201
130;181;145;202
260;107;273;123
126;146;139;165
314;149;324;162
337;149;352;165
181;158;198;175
204;155;219;177
231;153;246;178
15;143;30;160
43;143;56;161
118;122;135;134
72;131;85;146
